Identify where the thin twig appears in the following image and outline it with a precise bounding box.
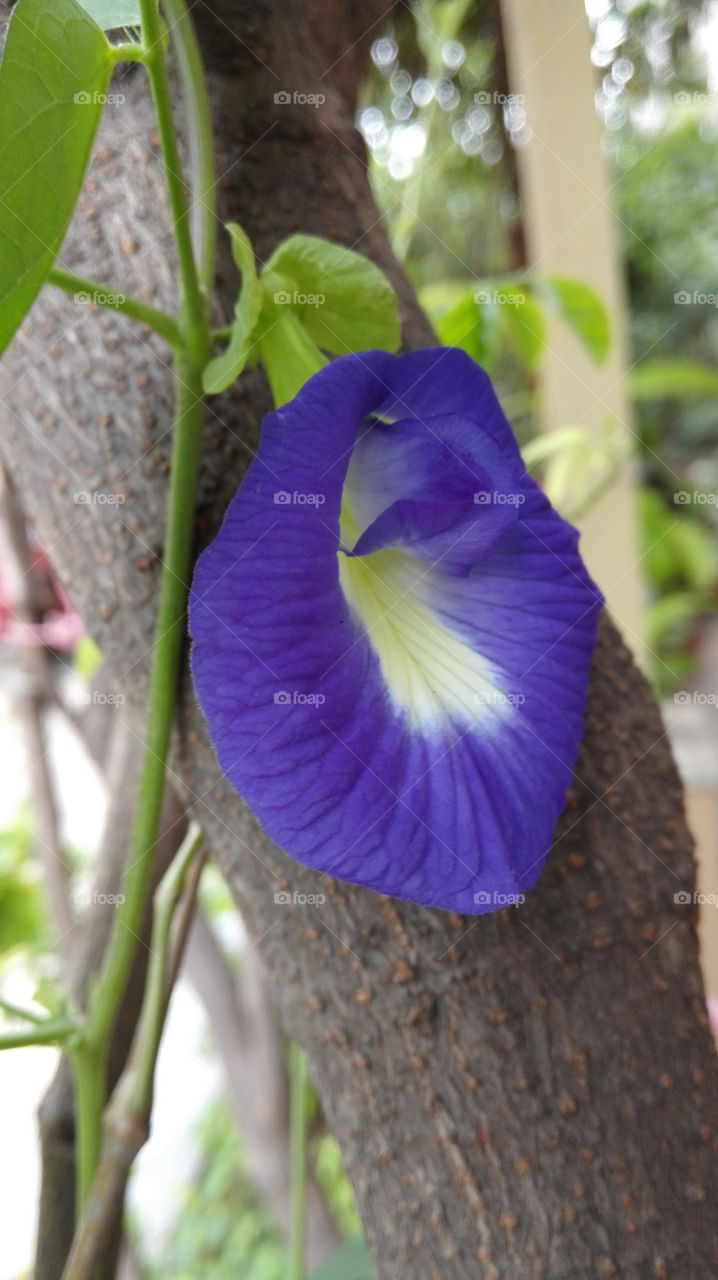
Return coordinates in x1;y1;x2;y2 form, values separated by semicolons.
61;826;204;1280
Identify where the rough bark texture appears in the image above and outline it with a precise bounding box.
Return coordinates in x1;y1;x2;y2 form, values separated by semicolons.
1;3;717;1277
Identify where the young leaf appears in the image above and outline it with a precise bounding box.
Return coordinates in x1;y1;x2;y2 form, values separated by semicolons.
0;0;113;357
420;282;500;372
496;284;546;371
307;1236;376;1280
76;0;140;28
629;359;718;400
262;234;401;355
535;275;610;364
203;222;263;394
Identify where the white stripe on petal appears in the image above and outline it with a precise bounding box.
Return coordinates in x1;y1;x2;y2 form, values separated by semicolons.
338;544;515;729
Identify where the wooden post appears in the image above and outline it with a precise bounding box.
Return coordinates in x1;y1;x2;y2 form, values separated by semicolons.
501;0;646;664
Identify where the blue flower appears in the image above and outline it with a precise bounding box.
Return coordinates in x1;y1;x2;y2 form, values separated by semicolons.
190;348;602;913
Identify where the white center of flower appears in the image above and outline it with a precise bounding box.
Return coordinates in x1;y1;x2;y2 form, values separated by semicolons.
338;540;515;730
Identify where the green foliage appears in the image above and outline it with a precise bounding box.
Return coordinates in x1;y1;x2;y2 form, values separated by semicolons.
0;814;44;958
76;0;140;27
308;1238;375;1280
534;275;610;365
523;419;627;521
639;488;716;594
263;235;401;356
314;1134;362;1240
145;1100;287;1280
144;1098;369;1280
638;486;717;693
73;634;102;682
203;223;263;394
0;0;112;356
204;230;401;396
630;359;718;401
421;274;609;381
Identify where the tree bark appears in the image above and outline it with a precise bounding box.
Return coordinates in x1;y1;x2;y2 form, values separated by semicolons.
1;3;716;1278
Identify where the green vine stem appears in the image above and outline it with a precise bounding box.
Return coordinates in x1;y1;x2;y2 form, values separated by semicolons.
68;0;216;1210
47;267;181;348
163;0;217;297
0;1018;78;1050
135;0;208;359
289;1041;310;1280
62;827;205;1280
0;994;50;1025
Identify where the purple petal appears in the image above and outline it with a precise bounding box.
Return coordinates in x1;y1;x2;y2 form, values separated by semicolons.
190;349;602;913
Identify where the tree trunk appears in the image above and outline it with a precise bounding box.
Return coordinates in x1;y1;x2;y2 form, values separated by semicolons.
1;3;716;1277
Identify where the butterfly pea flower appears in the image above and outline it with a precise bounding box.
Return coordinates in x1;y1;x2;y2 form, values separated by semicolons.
190;348;602;913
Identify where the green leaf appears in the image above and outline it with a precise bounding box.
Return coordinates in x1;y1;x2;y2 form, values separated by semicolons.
645;590;707;651
0;817;44;957
76;0;140;27
203;222;264;394
496;284;546;371
523;418;627;519
629;359;718;400
0;0;113;358
535;275;610;364
307;1237;376;1280
420;282;500;371
262;234;401;355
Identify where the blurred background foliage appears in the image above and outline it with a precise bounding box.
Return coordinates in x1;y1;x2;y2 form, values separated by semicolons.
2;1;717;1275
360;0;718;695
